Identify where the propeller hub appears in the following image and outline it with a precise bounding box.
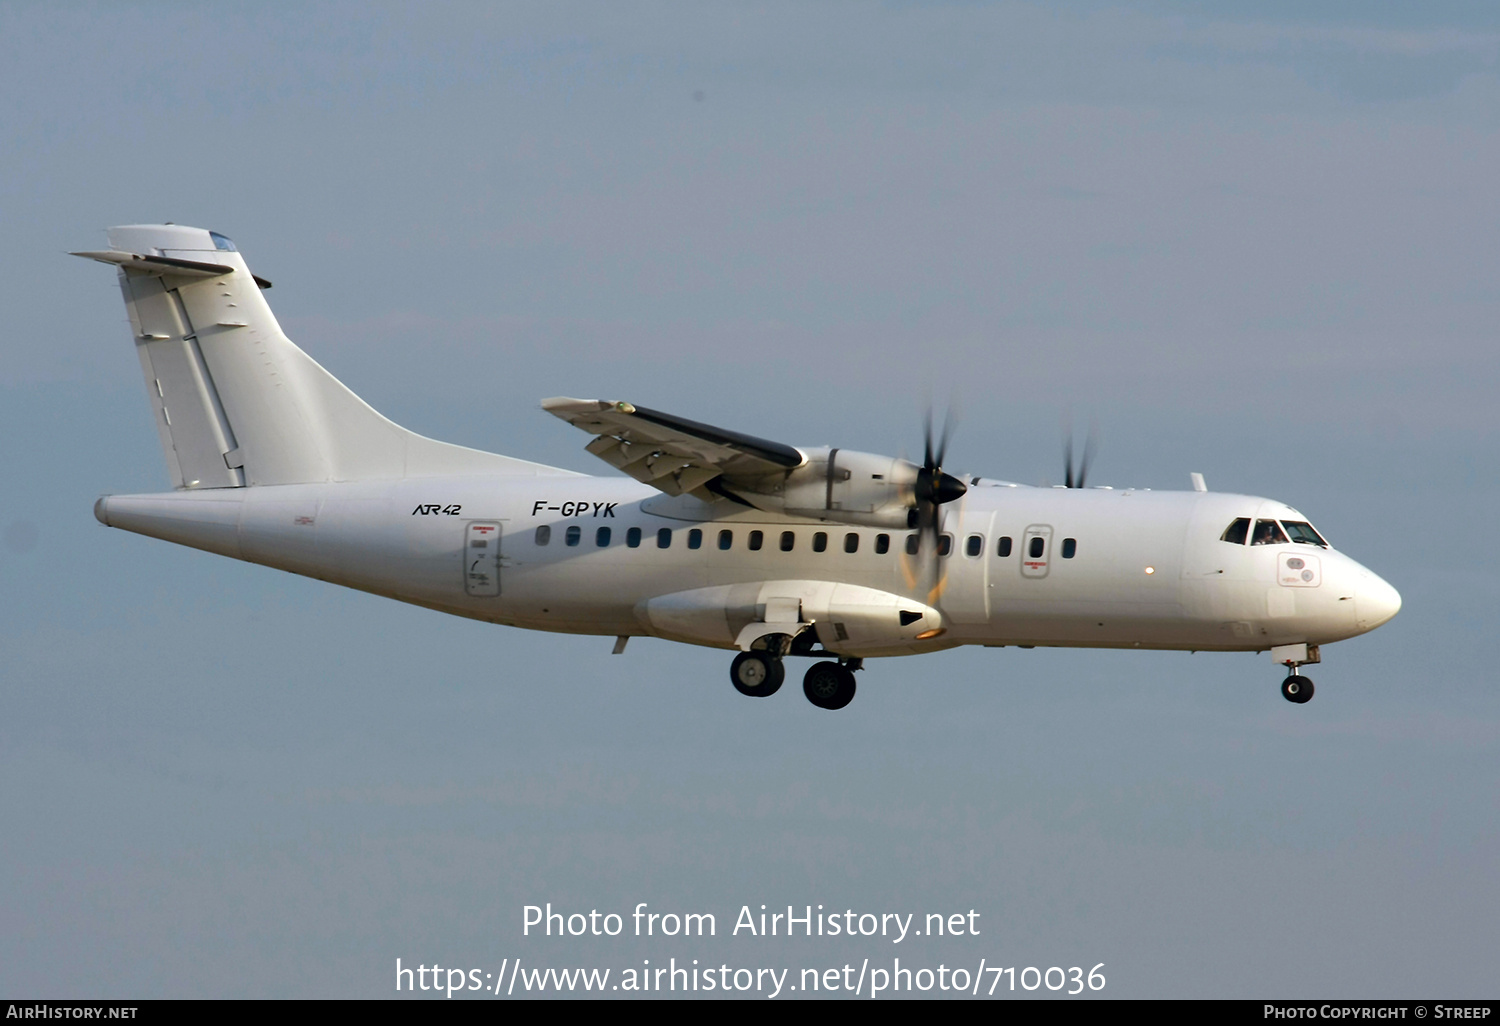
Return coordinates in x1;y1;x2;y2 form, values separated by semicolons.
915;468;967;506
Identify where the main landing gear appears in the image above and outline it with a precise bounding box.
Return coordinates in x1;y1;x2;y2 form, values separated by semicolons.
730;651;785;697
802;661;857;711
727;643;861;709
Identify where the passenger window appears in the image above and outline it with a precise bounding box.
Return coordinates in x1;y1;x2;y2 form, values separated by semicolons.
534;525;551;546
565;525;581;547
626;527;642;548
1281;521;1327;547
905;534;919;555
1220;518;1250;545
997;536;1012;558
688;528;703;549
657;528;672;549
875;533;890;554
1029;537;1045;559
718;529;733;550
938;535;953;557
780;531;795;552
844;533;859;553
965;534;982;557
812;532;828;552
595;526;611;547
1062;538;1077;559
1252;519;1288;546
748;530;764;551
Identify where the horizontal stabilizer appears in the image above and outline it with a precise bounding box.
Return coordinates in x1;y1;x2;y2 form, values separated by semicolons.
80;224;577;489
71;250;233;278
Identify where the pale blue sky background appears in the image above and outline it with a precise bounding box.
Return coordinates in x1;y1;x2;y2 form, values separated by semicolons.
2;1;1497;998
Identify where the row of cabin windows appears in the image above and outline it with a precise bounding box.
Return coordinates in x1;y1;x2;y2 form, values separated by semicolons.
533;525;1079;559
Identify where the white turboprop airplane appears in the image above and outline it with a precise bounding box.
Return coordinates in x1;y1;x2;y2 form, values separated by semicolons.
76;224;1401;710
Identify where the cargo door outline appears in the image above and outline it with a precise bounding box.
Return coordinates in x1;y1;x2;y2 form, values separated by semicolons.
464;521;502;596
1020;524;1053;579
945;507;994;623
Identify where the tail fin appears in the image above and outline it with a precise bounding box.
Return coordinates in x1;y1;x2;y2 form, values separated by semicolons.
74;224;563;488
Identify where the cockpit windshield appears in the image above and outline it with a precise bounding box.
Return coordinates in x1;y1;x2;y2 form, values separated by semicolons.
1220;518;1249;545
209;231;237;252
1221;516;1327;547
1251;519;1288;545
1281;520;1327;547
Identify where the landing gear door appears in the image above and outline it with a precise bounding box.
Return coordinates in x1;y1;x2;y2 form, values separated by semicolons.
464;521;502;597
1020;524;1053;579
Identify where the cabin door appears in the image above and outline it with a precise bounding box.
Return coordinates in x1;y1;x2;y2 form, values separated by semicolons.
464;521;502;597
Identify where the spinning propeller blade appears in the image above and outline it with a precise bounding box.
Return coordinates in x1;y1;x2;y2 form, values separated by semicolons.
901;407;967;601
1063;418;1099;489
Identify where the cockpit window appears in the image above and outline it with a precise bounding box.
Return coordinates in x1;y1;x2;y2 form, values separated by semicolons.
1281;521;1327;547
209;231;237;252
1220;518;1249;545
1251;519;1288;546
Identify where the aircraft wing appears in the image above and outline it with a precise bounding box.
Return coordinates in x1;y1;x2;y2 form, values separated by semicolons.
541;397;804;499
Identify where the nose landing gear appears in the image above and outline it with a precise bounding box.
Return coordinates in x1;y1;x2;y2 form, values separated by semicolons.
1281;669;1315;704
1272;644;1319;704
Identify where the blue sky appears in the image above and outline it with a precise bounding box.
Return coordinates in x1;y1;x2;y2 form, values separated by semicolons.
2;2;1497;998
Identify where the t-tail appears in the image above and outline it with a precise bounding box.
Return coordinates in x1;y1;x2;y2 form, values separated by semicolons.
74;223;556;490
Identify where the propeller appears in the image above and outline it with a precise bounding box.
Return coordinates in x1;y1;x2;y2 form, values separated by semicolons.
903;409;967;601
1063;418;1099;489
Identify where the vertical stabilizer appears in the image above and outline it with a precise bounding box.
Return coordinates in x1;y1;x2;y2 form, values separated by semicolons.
75;225;568;488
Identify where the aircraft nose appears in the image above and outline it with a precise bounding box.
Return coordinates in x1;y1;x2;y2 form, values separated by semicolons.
1356;572;1402;630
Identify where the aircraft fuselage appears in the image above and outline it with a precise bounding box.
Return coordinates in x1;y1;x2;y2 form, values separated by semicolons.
96;475;1400;659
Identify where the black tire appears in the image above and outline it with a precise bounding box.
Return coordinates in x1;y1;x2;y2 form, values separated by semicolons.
1281;674;1315;704
731;652;784;697
803;661;857;710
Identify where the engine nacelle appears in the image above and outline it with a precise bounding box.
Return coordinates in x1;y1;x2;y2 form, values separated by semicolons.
732;447;919;528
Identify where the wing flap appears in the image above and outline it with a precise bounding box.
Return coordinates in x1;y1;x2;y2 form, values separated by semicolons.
543;396;804;499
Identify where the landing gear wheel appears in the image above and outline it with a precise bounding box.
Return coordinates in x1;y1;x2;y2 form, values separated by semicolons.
1281;674;1315;704
803;661;857;710
731;652;784;697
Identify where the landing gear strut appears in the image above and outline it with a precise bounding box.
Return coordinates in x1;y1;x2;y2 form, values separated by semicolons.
1273;644;1319;704
1281;667;1315;704
730;651;784;697
803;660;857;710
